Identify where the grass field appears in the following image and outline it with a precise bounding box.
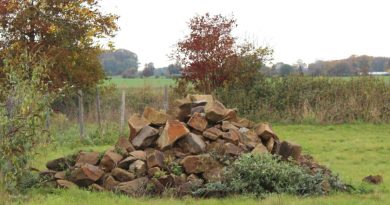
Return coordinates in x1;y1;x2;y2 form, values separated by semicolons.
14;123;389;205
105;76;175;88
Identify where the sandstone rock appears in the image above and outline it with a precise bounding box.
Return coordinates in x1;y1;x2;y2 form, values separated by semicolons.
232;118;255;128
117;156;137;169
112;167;135;182
363;175;383;185
255;123;278;141
191;106;205;114
266;137;275;152
102;174;119;191
203;127;223;140
89;183;105;192
131;126;159;149
46;157;72;171
180;154;222;174
222;129;240;145
157;120;190;150
75;151;100;167
146;149;165;169
205;100;227;122
203;166;223;182
116;177;149;196
206;139;225;155
129;160;146;177
224;143;243;156
221;121;239;131
251;143;268;155
278;141;302;160
128;114;150;139
174;98;192;122
54;171;66;180
129;150;146;161
223;109;238;122
70;164;104;187
189;94;214;104
56;180;77;189
99;151;123;172
176;133;206;154
157;174;175;187
115;136;135;153
142;106;169;125
187;112;208;131
238;129;260;149
147;167;161;177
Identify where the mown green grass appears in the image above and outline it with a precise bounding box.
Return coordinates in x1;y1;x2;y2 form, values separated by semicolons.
105;76;175;88
14;123;390;205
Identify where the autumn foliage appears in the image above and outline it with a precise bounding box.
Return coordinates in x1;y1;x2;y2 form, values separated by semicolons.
173;13;272;93
0;0;118;89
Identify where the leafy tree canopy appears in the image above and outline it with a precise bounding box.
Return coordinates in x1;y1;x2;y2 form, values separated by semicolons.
100;49;139;76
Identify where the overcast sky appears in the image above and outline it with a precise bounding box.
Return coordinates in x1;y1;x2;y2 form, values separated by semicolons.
100;0;390;68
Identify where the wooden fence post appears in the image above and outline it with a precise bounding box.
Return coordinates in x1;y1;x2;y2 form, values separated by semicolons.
163;85;169;112
96;87;102;129
120;90;126;136
78;89;84;139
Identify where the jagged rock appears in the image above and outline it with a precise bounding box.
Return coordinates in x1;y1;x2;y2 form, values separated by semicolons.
116;177;149;196
75;151;100;167
224;143;243;156
278;141;302;160
56;180;77;189
115;137;135;153
99;150;123;172
129;160;146;177
117;156;137;169
147;167;161;177
54;171;66;180
102;174;119;191
205;100;227;122
221;121;239;131
238;129;260;149
175;98;192;122
232;118;255;128
265;137;275;152
157;120;190;150
142;106;169;125
187;112;208;131
46;157;73;171
129;150;146;161
203;127;224;140
203;166;223;183
222;129;240;145
128;114;150;139
131;126;159;149
177;133;206;154
251;143;268;155
112;167;135;182
223;109;238;122
189;94;214;104
70;164;104;187
146;149;165;169
89;183;105;192
206;139;225;155
180;154;222;174
191;106;205;114
255;123;278;141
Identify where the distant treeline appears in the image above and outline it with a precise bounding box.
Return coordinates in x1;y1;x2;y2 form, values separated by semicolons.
99;49;181;78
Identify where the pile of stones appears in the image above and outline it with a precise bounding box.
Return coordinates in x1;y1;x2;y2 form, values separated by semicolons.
41;95;326;196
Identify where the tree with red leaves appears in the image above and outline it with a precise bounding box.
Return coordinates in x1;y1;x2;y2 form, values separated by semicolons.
173;13;272;93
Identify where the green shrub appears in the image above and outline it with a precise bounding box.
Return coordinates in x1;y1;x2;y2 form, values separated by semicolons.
223;153;347;197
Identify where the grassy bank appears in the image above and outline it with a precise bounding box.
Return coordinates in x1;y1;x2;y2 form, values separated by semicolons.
14;123;390;205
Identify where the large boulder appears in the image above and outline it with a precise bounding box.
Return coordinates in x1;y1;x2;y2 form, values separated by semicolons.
70;164;104;187
46;157;73;171
254;123;278;141
222;129;240;145
116;177;149;196
111;167;135;182
174;97;192;122
142;106;169;125
128;114;150;139
117;156;137;169
131;126;159;149
223;143;243;156
251;143;268;155
221;121;239;131
99;150;123;172
278;141;302;160
101;174;119;191
75;151;100;167
187;112;208;132
157;120;190;150
189;94;214;104
146;149;165;169
115;137;135;153
176;133;206;154
238;129;260;149
205;100;227;122
129;150;146;161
